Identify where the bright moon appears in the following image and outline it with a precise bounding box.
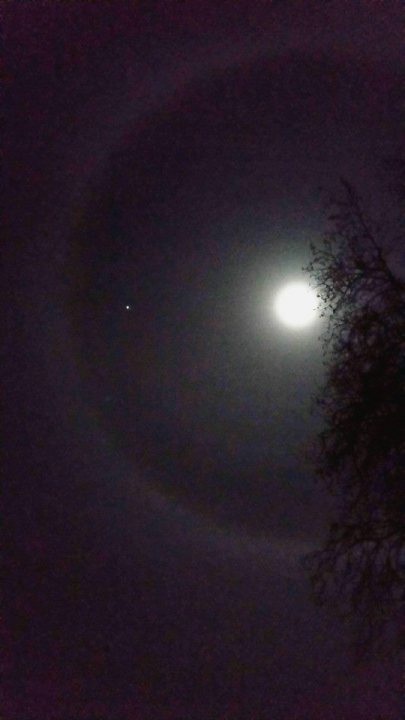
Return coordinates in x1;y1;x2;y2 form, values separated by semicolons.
274;281;318;329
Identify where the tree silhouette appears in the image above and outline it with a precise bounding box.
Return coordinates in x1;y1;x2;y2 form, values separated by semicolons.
304;168;405;651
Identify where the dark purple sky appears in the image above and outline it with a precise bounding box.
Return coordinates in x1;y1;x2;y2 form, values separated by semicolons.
4;2;404;719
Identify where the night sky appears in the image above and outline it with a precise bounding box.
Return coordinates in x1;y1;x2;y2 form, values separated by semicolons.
4;2;404;718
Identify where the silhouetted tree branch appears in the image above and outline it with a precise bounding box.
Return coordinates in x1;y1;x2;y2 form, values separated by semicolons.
304;164;405;652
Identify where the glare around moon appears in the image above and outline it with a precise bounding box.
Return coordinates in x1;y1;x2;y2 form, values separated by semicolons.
274;281;318;329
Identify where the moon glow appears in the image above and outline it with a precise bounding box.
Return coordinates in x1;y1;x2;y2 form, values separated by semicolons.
274;282;318;329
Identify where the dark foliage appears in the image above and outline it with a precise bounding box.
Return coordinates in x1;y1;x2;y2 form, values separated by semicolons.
304;169;405;651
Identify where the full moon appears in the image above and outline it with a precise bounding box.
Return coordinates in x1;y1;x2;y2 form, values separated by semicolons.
274;281;318;329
